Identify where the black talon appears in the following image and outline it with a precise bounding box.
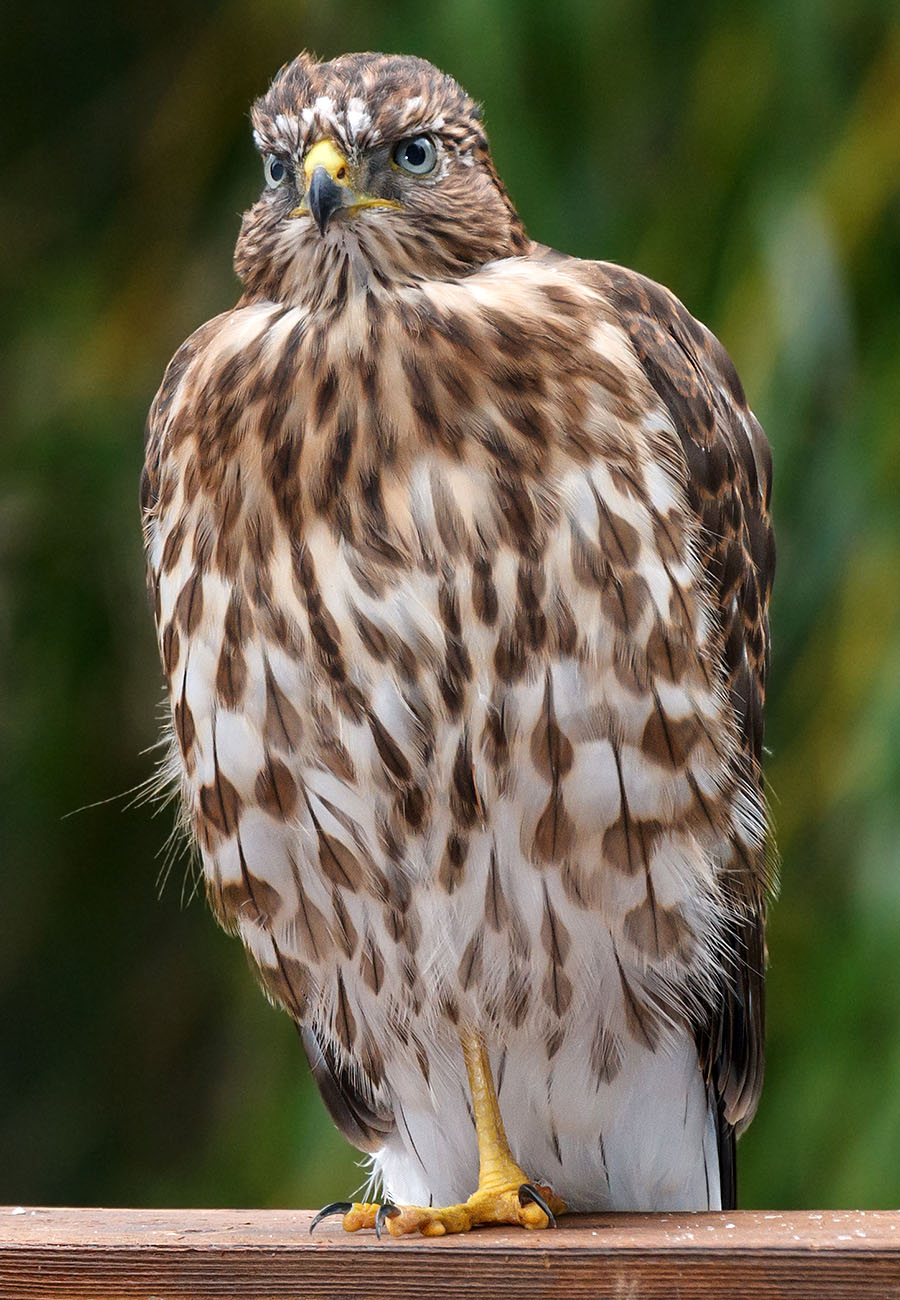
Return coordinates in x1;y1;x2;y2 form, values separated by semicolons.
309;1201;353;1234
518;1183;557;1228
374;1201;400;1239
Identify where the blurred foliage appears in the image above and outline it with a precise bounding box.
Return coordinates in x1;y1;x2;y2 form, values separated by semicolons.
2;0;899;1212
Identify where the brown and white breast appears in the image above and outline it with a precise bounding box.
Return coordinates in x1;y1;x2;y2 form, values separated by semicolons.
150;430;758;1074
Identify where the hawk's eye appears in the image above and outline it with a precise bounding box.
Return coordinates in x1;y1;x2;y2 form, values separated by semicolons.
392;135;438;175
264;156;289;188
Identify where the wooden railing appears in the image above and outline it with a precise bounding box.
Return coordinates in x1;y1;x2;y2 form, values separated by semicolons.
2;1206;898;1298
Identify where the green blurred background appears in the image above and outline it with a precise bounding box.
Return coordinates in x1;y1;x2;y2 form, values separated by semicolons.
2;0;899;1211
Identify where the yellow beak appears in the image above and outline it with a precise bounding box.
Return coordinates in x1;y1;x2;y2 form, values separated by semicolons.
292;139;401;233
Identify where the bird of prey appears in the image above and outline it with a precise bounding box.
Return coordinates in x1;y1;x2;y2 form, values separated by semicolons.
142;51;774;1236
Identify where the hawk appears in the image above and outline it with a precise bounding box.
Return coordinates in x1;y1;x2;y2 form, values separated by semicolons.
142;51;774;1236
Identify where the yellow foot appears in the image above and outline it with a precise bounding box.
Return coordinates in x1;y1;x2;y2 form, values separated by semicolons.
310;1182;566;1238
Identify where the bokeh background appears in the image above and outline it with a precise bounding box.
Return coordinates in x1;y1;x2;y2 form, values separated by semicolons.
2;0;899;1212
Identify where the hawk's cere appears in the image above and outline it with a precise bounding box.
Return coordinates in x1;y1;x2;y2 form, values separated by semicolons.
142;51;774;1234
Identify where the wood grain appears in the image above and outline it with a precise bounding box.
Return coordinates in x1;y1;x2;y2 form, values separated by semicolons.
2;1207;899;1299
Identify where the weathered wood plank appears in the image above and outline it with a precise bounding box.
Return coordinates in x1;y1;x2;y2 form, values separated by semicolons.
2;1207;899;1299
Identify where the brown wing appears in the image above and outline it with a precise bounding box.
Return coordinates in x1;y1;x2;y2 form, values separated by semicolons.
142;324;397;1160
596;262;775;1207
299;1025;396;1153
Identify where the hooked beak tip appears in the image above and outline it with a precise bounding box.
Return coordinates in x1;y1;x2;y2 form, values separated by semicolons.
307;165;344;235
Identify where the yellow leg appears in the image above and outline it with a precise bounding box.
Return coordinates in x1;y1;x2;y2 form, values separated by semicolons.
318;1029;566;1238
463;1027;533;1196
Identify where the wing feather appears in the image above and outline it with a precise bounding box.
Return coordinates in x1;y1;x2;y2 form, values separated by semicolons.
299;1025;396;1153
596;262;775;1207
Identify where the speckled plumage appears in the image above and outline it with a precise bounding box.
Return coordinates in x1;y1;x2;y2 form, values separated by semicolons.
142;51;774;1213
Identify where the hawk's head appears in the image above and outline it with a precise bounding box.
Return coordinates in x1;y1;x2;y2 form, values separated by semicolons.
235;52;529;304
